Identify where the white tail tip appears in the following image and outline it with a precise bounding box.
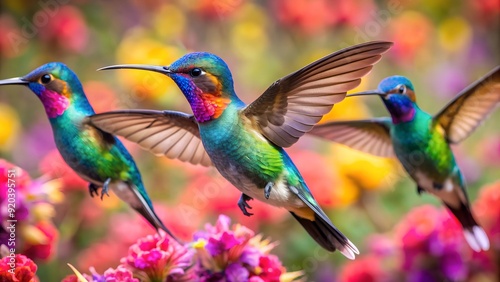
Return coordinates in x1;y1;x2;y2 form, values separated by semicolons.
464;226;490;252
340;247;356;260
340;239;359;260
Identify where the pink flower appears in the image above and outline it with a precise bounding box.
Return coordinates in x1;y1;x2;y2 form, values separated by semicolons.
63;265;139;282
274;0;336;35
0;253;38;282
120;231;195;282
0;15;25;58
38;6;89;53
0;159;60;261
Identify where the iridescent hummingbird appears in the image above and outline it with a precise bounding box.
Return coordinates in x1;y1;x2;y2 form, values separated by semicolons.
308;66;500;251
0;62;178;240
88;41;393;259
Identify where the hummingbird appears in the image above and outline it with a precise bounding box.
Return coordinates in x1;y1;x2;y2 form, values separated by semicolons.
88;41;393;259
308;66;500;251
0;62;178;240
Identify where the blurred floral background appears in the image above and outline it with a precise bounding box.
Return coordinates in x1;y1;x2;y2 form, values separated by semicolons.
0;0;499;281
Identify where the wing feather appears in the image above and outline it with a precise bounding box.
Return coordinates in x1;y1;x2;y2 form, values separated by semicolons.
308;118;394;158
243;41;393;147
87;110;212;167
435;66;500;143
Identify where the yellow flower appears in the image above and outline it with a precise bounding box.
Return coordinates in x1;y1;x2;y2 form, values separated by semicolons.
116;28;184;106
332;144;400;191
230;3;269;60
333;173;361;207
0;103;20;152
438;16;472;53
153;4;186;41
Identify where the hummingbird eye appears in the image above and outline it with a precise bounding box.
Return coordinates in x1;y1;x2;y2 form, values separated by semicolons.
189;68;203;77
40;74;52;84
398;85;406;94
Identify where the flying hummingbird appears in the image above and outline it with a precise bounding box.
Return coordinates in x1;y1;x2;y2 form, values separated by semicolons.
0;62;178;240
88;41;393;259
308;66;500;251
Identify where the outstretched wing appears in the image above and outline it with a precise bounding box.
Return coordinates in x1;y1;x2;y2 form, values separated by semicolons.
242;41;393;148
87;110;212;167
434;66;500;144
308;118;394;157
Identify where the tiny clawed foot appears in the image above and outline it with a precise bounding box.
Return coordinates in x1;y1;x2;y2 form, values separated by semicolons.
238;194;254;217
88;183;99;198
100;178;111;200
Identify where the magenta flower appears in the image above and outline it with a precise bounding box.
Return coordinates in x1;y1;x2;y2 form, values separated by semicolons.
120;231;195;282
394;205;469;281
193;215;303;282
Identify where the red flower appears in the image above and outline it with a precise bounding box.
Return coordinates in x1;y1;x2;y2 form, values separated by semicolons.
252;255;283;281
339;255;385;282
23;221;59;260
0;254;38;282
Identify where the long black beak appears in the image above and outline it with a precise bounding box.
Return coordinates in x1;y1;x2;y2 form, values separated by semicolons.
0;77;29;86
97;64;171;75
347;90;385;97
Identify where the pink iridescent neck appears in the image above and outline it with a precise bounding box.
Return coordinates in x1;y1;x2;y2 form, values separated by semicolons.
391;107;415;124
39;89;70;118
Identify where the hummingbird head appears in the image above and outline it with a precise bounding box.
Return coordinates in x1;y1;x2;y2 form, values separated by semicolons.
98;52;236;123
0;62;88;119
348;76;417;124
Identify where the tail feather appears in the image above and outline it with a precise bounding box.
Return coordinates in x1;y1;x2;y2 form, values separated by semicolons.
113;182;181;243
290;212;358;259
132;205;180;243
445;202;490;251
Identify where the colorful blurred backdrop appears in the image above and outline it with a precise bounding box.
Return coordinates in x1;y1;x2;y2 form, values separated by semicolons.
0;0;499;281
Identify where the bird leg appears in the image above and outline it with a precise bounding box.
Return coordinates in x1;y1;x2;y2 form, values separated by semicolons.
238;194;254;217
417;185;425;195
100;178;111;200
264;182;274;199
88;183;100;198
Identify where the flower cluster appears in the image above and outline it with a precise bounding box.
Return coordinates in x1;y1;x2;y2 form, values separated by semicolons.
338;204;496;282
193;215;303;282
67;215;302;282
0;159;61;261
